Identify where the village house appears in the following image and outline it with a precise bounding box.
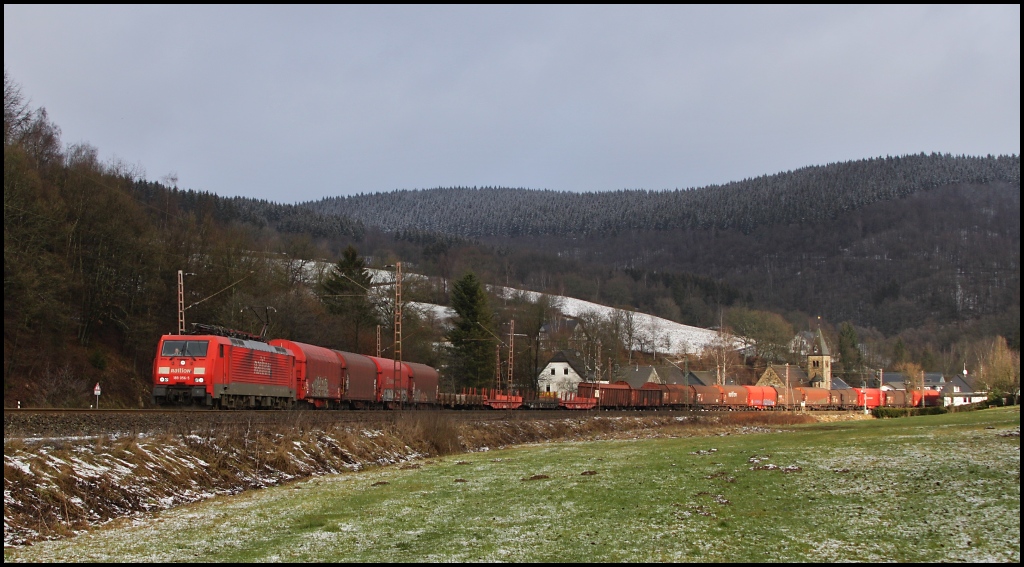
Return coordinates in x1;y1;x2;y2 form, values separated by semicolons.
618;365;662;388
877;371;986;407
535;350;590;394
788;330;816;357
756;364;810;388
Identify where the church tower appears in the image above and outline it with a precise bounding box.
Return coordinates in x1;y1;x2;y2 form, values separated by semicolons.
807;327;832;390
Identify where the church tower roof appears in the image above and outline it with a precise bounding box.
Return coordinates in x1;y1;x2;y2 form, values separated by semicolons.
812;328;830;357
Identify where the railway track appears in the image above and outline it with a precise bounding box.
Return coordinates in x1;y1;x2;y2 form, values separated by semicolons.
3;407;709;439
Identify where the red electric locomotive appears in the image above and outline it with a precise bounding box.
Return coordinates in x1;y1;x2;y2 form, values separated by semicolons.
153;332;296;409
153;325;442;410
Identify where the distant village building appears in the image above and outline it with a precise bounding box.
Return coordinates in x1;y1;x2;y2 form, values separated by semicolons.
756;329;834;389
650;365;713;387
756;363;810;388
681;371;713;387
788;331;816;357
536;350;589;394
653;364;686;385
756;348;987;406
880;371;986;406
617;365;662;388
830;376;852;390
806;328;832;390
541;323;989;407
609;364;743;387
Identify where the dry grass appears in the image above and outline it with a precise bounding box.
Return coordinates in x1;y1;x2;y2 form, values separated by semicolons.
390;412;463;455
4;410;827;546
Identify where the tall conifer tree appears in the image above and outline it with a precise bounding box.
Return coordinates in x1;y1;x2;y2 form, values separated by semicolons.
319;246;377;352
447;272;496;389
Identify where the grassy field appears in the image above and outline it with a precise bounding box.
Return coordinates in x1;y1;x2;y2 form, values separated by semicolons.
5;407;1019;563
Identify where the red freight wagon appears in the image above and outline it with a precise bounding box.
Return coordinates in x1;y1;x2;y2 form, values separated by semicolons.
691;385;724;407
657;383;697;407
633;384;663;408
831;388;860;410
743;385;777;409
578;382;632;408
577;381;598;399
406;361;439;405
794;387;830;409
368;355;413;406
719;385;749;409
855;388;883;409
911;390;943;407
269;339;344;408
772;386;798;409
521;390;561;410
600;382;633;408
559;391;597;410
335;351;380;408
481;388;523;409
883;390;907;408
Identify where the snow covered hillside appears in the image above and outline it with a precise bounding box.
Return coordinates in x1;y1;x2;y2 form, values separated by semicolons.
489;286;732;355
360;267;733;356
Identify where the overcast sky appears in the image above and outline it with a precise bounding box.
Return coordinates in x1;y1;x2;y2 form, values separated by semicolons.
4;5;1020;204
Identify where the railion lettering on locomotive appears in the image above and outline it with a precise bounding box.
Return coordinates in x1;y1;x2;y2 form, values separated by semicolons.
253;358;272;376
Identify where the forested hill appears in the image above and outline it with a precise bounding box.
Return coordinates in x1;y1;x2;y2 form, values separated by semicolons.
305;154;1019;238
131;182;366;240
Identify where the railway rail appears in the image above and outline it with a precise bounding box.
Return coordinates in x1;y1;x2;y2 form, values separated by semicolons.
3;407;715;439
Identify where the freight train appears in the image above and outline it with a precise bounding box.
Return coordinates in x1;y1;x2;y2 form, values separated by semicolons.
153;326;439;409
152;327;940;411
574;381;941;411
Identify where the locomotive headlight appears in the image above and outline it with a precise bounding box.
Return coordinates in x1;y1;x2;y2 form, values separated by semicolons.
194;377;205;383
159;376;169;383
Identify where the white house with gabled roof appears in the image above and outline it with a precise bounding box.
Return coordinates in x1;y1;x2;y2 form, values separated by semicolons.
537;350;590;394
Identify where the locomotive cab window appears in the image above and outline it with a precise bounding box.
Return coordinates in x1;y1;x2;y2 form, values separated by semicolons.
161;340;209;357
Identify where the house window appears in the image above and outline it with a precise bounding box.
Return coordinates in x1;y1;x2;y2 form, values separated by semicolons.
551;368;556;375
564;368;569;375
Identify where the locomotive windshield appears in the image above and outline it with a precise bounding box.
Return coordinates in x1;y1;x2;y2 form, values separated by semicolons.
161;340;209;357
